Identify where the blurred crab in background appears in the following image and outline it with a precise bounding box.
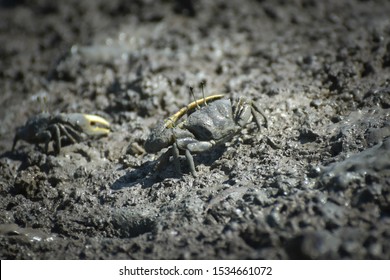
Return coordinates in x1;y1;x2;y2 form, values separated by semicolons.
145;86;268;176
12;113;110;154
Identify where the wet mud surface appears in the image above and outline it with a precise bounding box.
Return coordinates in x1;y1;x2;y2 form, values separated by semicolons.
1;0;390;259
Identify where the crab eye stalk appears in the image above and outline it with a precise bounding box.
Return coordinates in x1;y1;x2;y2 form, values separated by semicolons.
188;86;201;110
199;81;208;106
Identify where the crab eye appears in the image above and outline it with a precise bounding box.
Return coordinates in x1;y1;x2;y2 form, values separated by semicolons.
90;121;96;126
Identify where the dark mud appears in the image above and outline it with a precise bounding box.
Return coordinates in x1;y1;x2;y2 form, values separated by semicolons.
1;0;390;259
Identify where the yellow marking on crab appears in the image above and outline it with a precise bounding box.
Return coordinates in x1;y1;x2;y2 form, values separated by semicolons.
164;94;225;128
83;114;111;136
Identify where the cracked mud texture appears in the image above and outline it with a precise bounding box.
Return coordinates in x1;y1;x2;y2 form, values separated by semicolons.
1;0;390;259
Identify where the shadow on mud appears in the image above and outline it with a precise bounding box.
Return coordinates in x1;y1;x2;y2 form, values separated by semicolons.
111;145;227;189
0;150;39;172
111;161;170;189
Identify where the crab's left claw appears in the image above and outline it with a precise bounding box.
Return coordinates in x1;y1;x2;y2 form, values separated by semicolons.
77;114;111;137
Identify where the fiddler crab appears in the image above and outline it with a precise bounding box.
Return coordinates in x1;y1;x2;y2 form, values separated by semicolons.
12;112;110;154
144;87;268;176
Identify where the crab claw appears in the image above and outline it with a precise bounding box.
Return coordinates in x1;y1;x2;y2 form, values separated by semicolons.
73;113;110;137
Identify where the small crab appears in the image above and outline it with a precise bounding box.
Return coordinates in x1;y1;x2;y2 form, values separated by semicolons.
144;91;268;176
12;112;110;154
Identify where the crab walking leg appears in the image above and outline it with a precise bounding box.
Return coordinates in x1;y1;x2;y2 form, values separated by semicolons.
185;149;196;176
39;131;52;154
235;102;253;127
185;141;215;176
251;102;268;129
52;124;61;154
58;124;79;143
172;142;181;174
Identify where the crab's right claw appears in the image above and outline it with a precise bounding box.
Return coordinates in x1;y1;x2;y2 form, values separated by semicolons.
79;114;111;137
